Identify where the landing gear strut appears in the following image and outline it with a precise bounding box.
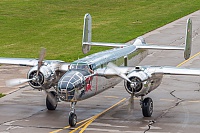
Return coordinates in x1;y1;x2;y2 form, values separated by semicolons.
141;97;153;117
69;102;77;127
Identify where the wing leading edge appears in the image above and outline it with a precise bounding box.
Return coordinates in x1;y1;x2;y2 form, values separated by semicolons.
0;58;39;66
0;57;70;71
95;63;200;80
151;66;200;76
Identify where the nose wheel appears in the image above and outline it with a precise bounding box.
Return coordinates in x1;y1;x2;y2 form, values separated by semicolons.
69;102;77;127
69;112;77;127
141;97;153;117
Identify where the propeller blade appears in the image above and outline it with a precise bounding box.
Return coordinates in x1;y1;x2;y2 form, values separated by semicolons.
38;82;57;107
44;89;57;107
37;48;46;76
107;62;132;83
6;78;32;87
128;92;135;112
118;73;132;83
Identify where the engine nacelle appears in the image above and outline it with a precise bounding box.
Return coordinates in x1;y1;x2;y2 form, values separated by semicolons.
27;64;56;89
124;68;150;96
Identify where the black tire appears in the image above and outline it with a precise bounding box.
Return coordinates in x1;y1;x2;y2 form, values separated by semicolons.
46;91;57;110
142;97;153;117
69;113;77;127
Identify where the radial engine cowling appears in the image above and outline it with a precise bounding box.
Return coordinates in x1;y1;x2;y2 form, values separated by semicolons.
27;65;56;89
124;69;150;95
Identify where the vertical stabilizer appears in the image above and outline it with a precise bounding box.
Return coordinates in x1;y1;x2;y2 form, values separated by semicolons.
184;18;192;60
82;13;92;54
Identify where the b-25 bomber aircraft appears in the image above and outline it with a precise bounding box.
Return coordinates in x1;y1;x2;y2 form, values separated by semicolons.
1;13;199;127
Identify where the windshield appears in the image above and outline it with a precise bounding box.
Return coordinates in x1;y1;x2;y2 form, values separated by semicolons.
70;64;88;69
70;63;92;73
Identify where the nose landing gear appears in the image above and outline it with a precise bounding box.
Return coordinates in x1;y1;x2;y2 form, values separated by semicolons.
69;112;77;127
69;102;77;127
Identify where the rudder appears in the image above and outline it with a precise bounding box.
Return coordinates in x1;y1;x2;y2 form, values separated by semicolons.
82;13;92;54
184;18;192;60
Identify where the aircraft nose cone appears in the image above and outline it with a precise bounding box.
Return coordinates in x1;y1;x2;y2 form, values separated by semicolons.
58;70;85;101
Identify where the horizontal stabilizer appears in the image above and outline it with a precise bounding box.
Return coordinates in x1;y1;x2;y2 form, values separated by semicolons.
83;42;127;47
82;13;192;60
133;36;185;50
134;18;192;61
136;45;184;50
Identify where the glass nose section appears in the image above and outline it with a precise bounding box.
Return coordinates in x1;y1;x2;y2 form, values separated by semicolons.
58;70;85;101
66;82;75;100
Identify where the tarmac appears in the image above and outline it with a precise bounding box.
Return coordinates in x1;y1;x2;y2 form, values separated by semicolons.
0;10;200;133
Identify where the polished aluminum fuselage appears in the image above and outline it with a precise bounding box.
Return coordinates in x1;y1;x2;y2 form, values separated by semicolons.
61;45;147;101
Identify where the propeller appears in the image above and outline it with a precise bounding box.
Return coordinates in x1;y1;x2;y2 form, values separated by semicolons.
107;62;137;112
6;48;46;87
107;62;132;83
38;82;57;107
6;48;56;106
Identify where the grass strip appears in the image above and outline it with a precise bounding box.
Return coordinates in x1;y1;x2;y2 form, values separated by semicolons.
0;0;199;61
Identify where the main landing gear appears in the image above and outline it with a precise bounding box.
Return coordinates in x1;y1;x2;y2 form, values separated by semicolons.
46;91;58;110
140;97;153;117
69;102;77;127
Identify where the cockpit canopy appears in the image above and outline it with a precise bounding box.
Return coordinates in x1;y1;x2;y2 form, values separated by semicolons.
58;70;84;89
58;70;87;100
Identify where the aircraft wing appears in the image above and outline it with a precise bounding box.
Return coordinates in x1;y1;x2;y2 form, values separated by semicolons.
148;66;200;76
96;66;133;77
0;57;39;66
95;63;200;82
95;63;136;83
0;58;70;71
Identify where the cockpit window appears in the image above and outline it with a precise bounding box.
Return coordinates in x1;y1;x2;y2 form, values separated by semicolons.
70;64;86;69
70;63;93;73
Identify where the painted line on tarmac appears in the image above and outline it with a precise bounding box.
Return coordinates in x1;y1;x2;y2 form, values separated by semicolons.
160;98;175;102
49;117;93;133
50;98;126;133
176;51;200;67
104;96;119;99
188;100;200;103
71;98;126;133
